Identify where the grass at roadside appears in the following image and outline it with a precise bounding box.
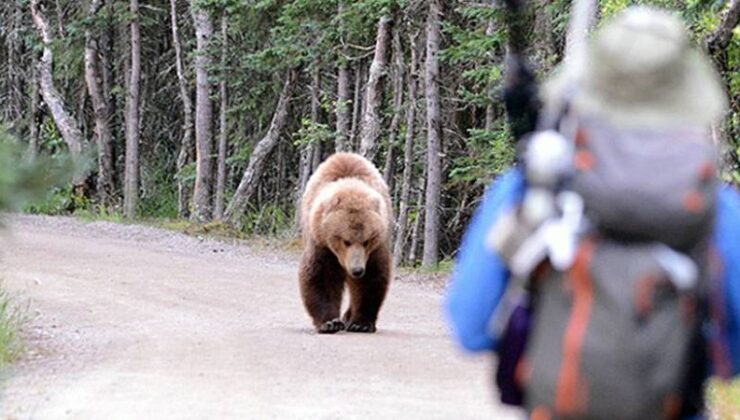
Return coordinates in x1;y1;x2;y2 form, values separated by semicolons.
0;286;23;370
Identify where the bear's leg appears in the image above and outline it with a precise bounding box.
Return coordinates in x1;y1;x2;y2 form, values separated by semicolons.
299;247;346;334
344;247;391;333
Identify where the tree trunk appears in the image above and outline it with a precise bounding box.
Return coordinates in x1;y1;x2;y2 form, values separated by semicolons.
170;0;195;219
563;0;597;73
224;70;296;226
123;0;142;218
297;66;322;218
359;15;392;162
705;0;740;170
335;2;351;153
295;67;320;230
706;0;740;58
336;64;351;153
214;14;229;220
85;0;115;206
392;35;419;267
349;62;364;151
408;175;426;266
191;3;215;223
29;0;86;185
422;0;443;269
5;3;24;126
28;53;40;159
484;16;497;131
382;26;404;194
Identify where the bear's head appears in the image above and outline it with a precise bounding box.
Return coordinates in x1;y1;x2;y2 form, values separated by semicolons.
311;179;389;279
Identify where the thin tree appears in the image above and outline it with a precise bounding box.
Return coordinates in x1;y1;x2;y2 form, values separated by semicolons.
706;0;740;58
84;0;115;206
191;1;215;222
297;66;322;216
349;62;364;150
393;34;419;267
422;0;443;269
359;15;392;162
29;0;86;186
214;14;229;220
123;0;142;218
382;25;405;193
28;53;40;159
224;70;296;226
335;1;351;152
171;0;195;218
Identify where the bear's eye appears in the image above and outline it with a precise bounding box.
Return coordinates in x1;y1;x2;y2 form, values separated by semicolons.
363;240;370;247
343;240;351;247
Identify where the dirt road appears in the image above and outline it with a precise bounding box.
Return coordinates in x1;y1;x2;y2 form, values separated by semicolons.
0;215;523;420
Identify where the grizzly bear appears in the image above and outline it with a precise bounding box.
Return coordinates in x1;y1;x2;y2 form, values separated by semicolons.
299;152;393;334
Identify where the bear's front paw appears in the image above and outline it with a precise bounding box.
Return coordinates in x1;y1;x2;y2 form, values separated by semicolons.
317;318;346;334
346;320;376;333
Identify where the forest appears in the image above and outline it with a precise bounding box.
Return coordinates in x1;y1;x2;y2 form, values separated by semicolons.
0;0;738;269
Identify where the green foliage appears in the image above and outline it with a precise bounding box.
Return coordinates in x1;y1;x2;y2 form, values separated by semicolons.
448;124;516;188
237;203;292;237
442;3;506;108
140;159;180;220
0;129;72;214
23;185;74;215
419;258;455;274
74;207;126;224
293;118;334;147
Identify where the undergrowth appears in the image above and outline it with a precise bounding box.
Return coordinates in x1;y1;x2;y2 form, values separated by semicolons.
0;285;23;370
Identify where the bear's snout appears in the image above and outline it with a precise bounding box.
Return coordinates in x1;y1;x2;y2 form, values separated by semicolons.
350;267;365;278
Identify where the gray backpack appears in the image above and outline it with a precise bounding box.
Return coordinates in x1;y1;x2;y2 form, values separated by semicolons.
521;119;718;419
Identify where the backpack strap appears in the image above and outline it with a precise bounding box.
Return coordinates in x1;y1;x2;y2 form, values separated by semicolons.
555;237;596;415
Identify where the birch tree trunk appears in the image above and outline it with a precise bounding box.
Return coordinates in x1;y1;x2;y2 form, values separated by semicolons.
28;53;40;159
382;26;404;193
359;15;392;162
484;16;496;131
422;0;443;269
335;2;351;153
191;3;215;223
349;62;364;151
408;175;426;266
224;70;296;226
170;0;195;219
29;0;86;185
310;69;322;169
392;35;419;267
562;0;597;77
84;0;115;206
123;0;142;218
214;14;229;220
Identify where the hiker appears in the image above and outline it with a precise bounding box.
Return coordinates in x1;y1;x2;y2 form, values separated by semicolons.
445;5;740;419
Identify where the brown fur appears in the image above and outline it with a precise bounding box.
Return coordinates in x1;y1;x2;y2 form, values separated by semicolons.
299;153;393;334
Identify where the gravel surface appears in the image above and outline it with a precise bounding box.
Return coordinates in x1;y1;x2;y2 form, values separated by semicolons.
0;214;524;420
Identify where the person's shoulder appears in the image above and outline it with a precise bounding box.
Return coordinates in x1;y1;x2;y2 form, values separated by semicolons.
718;183;740;223
719;183;740;205
482;168;525;205
715;183;740;258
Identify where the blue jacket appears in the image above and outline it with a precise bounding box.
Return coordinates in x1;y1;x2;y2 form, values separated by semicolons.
445;168;740;376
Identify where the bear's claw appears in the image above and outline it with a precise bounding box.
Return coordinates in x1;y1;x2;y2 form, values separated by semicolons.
317;318;345;334
346;321;376;333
